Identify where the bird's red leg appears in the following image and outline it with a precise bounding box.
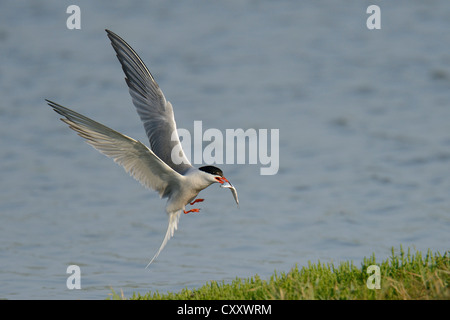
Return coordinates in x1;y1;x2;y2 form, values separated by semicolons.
190;198;204;205
185;199;204;213
184;208;200;214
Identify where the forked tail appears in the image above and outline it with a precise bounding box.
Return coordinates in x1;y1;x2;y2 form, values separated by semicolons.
145;210;182;268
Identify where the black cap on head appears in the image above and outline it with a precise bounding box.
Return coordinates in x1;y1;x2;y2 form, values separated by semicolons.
199;165;223;177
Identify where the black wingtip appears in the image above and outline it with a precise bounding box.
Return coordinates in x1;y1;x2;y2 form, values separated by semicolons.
45;99;59;108
45;99;63;117
45;99;55;107
105;29;117;43
105;29;120;41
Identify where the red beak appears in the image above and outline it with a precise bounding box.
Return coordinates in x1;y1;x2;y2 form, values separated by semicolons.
215;176;230;184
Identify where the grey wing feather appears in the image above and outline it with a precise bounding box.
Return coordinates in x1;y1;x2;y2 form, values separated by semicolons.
106;29;192;174
46;100;182;198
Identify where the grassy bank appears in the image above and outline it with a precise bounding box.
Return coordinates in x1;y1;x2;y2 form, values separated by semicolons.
118;247;449;300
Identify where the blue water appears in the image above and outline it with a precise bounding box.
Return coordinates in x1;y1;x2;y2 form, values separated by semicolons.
0;1;449;299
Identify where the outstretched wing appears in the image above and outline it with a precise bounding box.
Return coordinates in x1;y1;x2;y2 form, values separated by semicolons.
46;100;182;198
106;29;192;175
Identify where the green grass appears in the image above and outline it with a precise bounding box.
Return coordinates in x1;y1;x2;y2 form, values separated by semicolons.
113;246;449;300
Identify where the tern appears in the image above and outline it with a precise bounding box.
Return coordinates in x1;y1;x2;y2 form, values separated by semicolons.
46;29;239;267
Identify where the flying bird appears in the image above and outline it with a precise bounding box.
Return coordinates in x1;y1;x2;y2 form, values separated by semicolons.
46;29;239;267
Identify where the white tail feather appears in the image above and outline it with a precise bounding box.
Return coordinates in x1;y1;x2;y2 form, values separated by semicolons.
145;210;182;268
